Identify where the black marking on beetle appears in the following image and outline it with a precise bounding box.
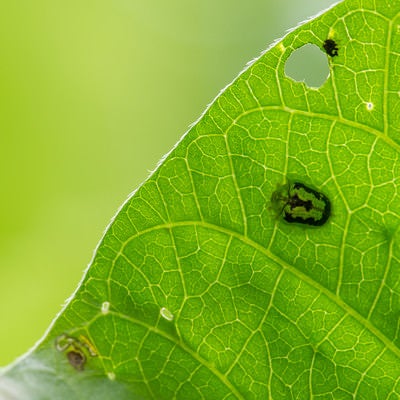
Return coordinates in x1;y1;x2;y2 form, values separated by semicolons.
271;181;331;226
323;39;339;57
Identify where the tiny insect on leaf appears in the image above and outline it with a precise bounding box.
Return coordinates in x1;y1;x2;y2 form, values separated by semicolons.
55;333;97;371
323;38;339;57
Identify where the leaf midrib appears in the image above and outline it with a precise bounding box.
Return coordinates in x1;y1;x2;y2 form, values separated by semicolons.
92;311;246;400
113;220;400;362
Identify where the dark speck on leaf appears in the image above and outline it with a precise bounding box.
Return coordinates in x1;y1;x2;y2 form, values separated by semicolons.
323;39;339;57
67;350;86;371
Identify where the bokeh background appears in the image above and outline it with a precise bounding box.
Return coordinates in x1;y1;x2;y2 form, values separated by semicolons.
0;0;337;365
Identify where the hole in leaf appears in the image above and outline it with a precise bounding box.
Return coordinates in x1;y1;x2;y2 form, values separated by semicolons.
366;102;374;111
284;44;330;88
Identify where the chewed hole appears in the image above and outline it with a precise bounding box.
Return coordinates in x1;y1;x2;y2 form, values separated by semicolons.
366;102;374;110
285;44;330;88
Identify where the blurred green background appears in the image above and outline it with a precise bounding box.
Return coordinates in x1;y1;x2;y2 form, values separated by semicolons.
0;0;337;365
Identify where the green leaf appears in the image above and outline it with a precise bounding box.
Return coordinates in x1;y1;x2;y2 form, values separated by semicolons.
2;0;400;398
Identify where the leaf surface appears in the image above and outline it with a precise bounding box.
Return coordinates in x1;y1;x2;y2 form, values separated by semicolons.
2;0;400;398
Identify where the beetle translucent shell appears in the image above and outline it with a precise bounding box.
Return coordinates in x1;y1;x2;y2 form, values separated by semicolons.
271;181;331;226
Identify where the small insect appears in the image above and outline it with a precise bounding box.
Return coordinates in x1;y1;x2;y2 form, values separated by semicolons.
55;333;97;371
271;181;331;226
323;38;339;57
